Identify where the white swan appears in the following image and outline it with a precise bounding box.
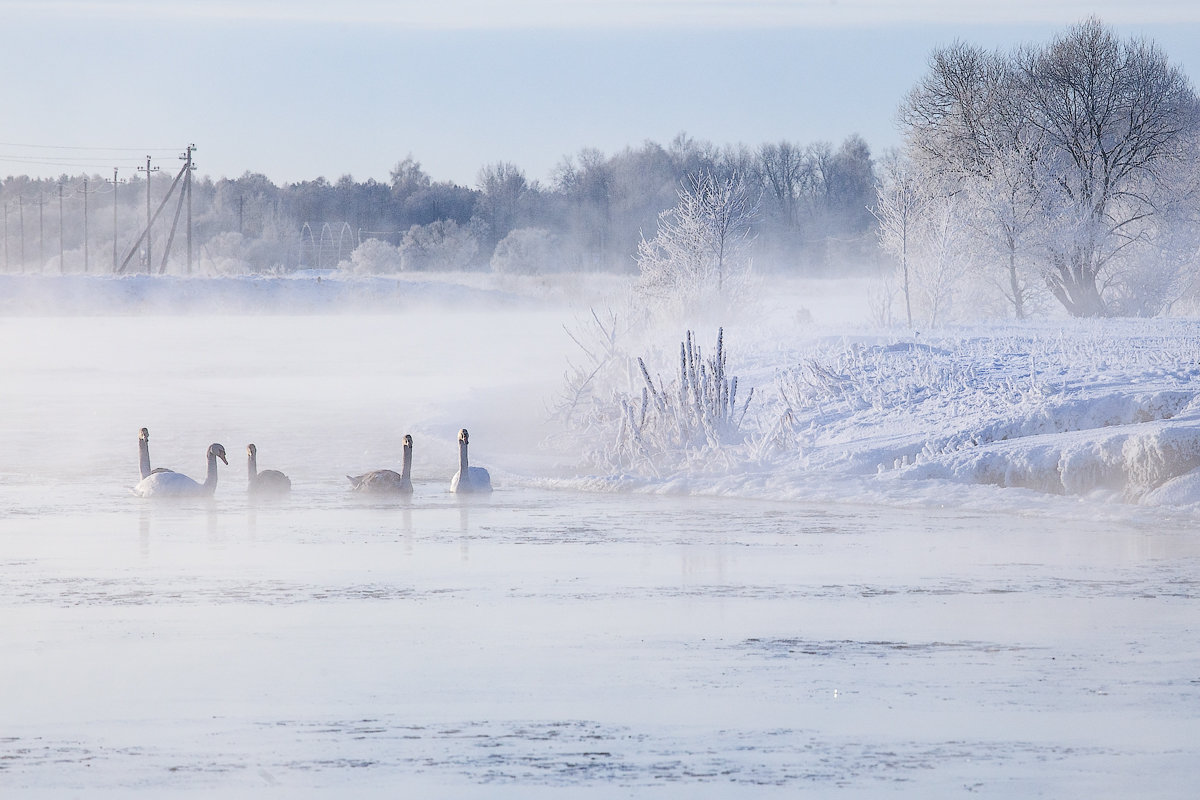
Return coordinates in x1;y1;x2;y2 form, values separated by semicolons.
133;443;228;498
137;427;173;480
247;443;291;496
347;434;413;494
450;428;491;493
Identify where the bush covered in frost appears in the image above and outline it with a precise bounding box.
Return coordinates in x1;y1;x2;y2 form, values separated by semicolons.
554;324;755;475
490;227;563;275
399;219;481;272
345;238;404;274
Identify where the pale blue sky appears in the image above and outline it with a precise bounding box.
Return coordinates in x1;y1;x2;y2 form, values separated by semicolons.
1;1;1198;186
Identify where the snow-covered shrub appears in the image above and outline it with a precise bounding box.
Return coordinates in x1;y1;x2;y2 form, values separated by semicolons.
399;219;480;272
490;227;563;275
631;328;753;449
345;237;404;274
555;326;755;475
199;229;289;274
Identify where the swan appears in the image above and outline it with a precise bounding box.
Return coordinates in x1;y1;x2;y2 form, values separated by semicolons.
450;428;491;493
133;443;228;498
347;434;413;494
247;443;291;495
137;427;173;480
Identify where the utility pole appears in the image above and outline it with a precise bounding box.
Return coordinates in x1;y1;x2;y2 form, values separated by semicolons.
2;201;8;271
181;144;196;274
139;156;159;272
36;194;44;272
38;192;45;271
18;195;24;269
109;168;121;271
80;177;98;273
58;183;64;274
82;178;89;273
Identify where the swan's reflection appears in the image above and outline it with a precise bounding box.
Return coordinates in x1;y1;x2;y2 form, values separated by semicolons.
138;505;151;558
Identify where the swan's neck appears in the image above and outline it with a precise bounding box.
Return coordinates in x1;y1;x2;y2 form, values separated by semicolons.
204;451;220;492
402;444;412;480
139;439;151;480
459;439;469;476
247;450;258;481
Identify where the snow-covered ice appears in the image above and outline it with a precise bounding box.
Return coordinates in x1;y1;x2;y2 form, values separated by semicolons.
1;272;1198;797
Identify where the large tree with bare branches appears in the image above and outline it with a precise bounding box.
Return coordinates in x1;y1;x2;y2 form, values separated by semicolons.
900;18;1200;317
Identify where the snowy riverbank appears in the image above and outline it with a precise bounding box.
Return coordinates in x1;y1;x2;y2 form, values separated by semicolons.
2;273;1198;796
3;271;1199;514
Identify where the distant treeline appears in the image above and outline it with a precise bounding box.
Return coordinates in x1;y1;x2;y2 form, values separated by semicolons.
0;132;879;277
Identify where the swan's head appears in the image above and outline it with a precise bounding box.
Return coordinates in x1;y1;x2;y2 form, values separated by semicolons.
139;427;149;442
247;443;257;457
210;443;228;465
459;428;469;444
403;434;413;448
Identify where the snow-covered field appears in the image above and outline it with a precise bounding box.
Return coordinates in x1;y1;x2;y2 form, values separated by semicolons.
1;271;1198;796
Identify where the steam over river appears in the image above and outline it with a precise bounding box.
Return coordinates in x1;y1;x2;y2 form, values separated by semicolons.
2;307;1198;797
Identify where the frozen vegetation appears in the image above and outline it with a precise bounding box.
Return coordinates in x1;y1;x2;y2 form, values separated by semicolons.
2;269;1199;797
4;269;1200;514
552;291;1200;513
3;16;1199;797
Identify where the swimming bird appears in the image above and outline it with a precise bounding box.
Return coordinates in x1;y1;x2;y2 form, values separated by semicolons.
347;434;413;494
137;427;174;480
247;443;291;496
133;443;228;498
450;428;491;493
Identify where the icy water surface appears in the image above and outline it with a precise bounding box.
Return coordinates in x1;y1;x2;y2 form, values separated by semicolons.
2;489;1199;797
2;312;1199;796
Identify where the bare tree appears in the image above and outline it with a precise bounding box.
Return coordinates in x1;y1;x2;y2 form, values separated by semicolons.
476;161;530;248
1021;19;1200;315
900;18;1200;317
756;141;805;225
635;171;759;316
872;151;924;327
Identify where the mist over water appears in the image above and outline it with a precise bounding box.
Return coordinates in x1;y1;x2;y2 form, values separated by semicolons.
2;276;1199;796
1;303;579;500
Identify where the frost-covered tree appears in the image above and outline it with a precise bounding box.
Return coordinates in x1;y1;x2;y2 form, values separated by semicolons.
872;152;925;327
901;18;1200;317
475;161;530;250
346;237;404;274
398;219;480;272
910;193;976;326
959;144;1052;320
635;171;759;317
389;155;431;199
874;153;975;327
490;227;563;275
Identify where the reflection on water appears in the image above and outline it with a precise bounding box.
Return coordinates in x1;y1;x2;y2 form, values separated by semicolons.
0;487;1198;795
1;309;1198;795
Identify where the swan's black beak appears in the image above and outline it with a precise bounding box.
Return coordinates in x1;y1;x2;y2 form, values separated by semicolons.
218;453;228;465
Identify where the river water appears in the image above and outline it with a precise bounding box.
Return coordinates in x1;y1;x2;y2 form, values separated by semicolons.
1;311;1198;797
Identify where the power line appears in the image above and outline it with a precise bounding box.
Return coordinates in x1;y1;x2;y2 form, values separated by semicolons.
0;143;178;174
0;141;177;152
0;155;159;172
0;153;152;163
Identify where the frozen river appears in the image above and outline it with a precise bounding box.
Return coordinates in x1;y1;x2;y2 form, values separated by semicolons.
2;307;1199;797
